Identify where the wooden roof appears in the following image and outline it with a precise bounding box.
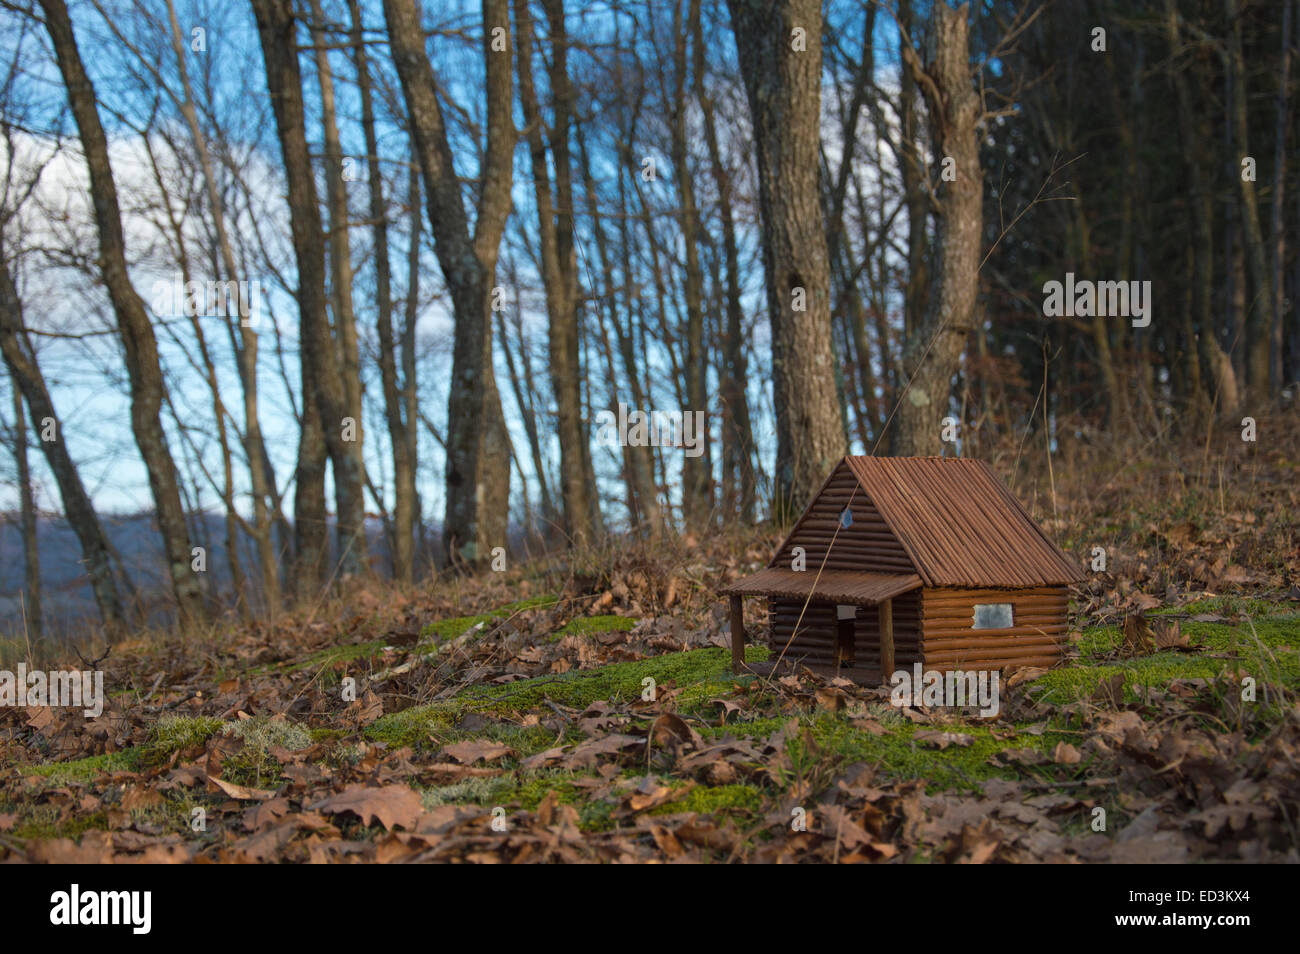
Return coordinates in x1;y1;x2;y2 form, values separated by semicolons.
767;456;1085;589
722;568;922;605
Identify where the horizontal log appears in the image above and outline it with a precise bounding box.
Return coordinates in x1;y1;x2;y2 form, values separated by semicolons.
922;626;1067;640
923;656;1061;673
923;637;1064;653
922;647;1065;664
923;622;1067;636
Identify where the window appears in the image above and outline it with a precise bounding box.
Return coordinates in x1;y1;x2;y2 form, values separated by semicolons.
972;603;1014;629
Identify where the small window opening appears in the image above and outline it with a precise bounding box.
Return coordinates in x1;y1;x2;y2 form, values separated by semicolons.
972;603;1014;629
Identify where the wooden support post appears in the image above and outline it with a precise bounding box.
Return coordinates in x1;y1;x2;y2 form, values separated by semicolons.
729;595;745;673
879;597;894;682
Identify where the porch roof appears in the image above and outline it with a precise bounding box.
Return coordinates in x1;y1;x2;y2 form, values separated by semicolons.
721;568;922;605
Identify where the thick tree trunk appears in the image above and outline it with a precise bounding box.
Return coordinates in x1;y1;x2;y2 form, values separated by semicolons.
384;0;514;568
1165;0;1240;418
40;0;205;624
727;0;844;518
892;2;980;457
1225;0;1274;399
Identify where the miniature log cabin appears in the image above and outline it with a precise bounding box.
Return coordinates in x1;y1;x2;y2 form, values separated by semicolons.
722;456;1084;684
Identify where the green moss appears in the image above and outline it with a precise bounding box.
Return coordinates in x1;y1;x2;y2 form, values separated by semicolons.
367;646;770;750
23;749;146;785
1036;614;1300;706
703;711;1070;792
147;716;224;761
224;715;313;753
551;615;636;641
418;593;563;644
13;806;109;840
651;783;763;818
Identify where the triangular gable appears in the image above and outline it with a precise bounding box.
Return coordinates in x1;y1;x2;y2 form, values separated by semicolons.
768;460;917;576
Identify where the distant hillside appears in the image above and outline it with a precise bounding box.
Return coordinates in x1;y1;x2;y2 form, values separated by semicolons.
0;513;402;639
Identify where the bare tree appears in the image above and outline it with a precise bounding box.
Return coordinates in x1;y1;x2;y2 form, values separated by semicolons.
726;0;844;516
383;0;514;568
40;0;206;623
514;0;598;546
892;2;981;456
251;0;368;580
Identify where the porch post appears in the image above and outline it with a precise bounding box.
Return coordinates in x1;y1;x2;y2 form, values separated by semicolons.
729;595;745;673
879;597;894;682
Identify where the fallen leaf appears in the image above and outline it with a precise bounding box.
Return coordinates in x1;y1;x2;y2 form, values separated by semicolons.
313;783;424;831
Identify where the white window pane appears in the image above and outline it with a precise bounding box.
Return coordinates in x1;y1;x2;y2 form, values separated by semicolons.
972;603;1014;629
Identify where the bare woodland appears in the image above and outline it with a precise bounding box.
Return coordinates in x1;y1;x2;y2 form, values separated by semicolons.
0;0;1297;637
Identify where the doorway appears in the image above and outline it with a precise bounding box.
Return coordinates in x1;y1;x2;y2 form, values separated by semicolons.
835;604;856;667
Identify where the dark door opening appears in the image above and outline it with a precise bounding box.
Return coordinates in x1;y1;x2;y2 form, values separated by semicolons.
835;607;856;668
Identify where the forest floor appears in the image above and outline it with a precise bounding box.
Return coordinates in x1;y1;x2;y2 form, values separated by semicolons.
1;420;1298;862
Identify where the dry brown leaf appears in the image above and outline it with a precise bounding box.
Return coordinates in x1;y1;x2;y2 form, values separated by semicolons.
313;783;424;831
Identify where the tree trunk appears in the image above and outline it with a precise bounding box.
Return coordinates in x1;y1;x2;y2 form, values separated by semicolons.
384;0;514;568
1269;0;1293;394
514;0;596;546
671;0;711;526
252;0;367;580
163;0;280;613
0;252;125;633
892;2;980;457
727;0;844;517
40;0;206;624
1165;0;1240;418
349;0;414;583
9;376;41;641
898;0;928;347
308;0;369;575
1225;0;1274;399
695;15;755;524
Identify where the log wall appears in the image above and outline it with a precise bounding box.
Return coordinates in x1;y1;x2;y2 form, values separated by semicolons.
768;590;921;673
919;586;1069;671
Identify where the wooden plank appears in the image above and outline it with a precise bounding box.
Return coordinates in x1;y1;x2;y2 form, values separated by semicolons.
880;597;894;677
730;595;745;673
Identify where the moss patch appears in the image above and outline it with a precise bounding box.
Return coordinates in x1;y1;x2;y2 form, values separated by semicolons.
1033;615;1299;706
23;749;147;785
551;615;636;641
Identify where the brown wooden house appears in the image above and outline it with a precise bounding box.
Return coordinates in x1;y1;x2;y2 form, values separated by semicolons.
722;456;1085;683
